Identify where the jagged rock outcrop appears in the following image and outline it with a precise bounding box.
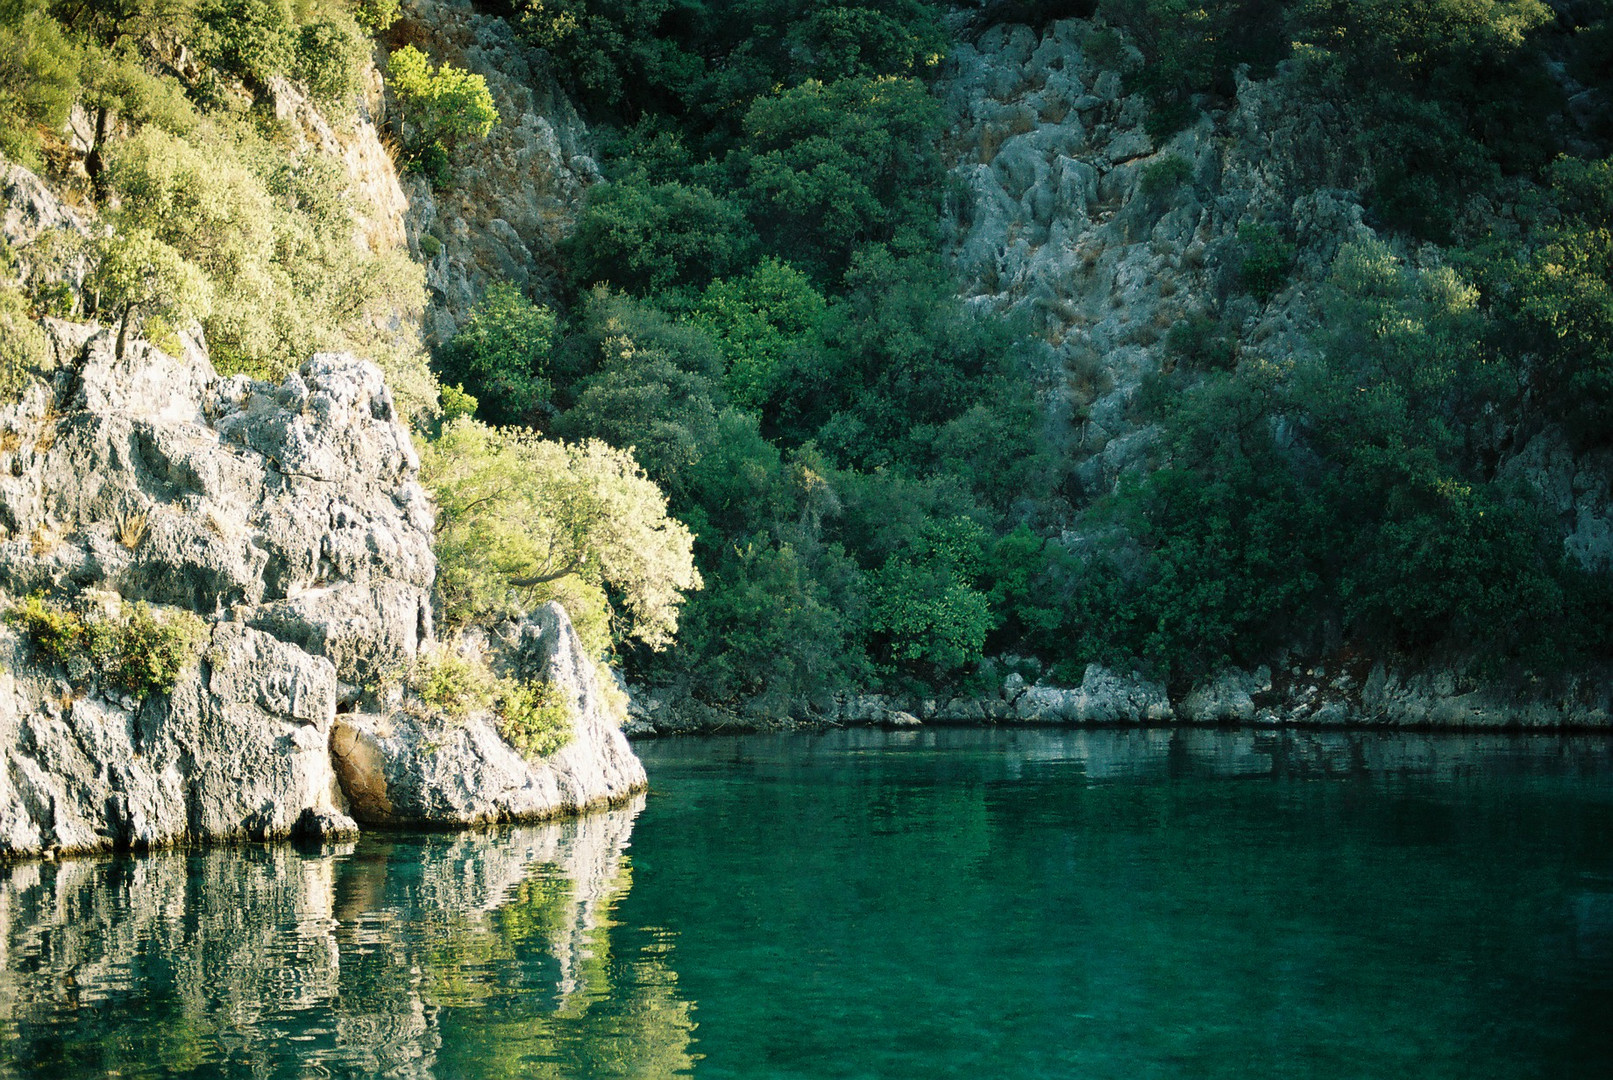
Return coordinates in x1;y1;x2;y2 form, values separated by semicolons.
0;324;646;857
331;602;646;826
0;100;645;857
0;325;429;855
940;18;1372;497
395;0;600;343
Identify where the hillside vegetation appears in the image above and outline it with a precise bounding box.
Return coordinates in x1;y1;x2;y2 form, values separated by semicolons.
0;0;698;693
430;0;1613;712
6;0;1613;719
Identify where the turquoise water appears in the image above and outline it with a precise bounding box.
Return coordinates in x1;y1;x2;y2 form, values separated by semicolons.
1;728;1612;1078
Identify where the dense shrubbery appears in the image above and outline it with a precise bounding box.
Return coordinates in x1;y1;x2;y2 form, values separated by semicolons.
989;239;1613;684
0;0;443;415
420;0;1610;709
1097;0;1608;242
7;0;1611;710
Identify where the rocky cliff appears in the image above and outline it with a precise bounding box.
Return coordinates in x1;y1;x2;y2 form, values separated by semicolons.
0;143;644;859
393;0;600;344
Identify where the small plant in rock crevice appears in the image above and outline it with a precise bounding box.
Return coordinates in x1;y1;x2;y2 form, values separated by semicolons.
406;650;576;760
5;595;206;700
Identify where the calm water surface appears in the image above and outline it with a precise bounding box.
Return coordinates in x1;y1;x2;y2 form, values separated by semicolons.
2;728;1611;1078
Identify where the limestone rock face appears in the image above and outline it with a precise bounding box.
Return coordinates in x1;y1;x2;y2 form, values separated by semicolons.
940;18;1371;500
268;74;409;256
1178;667;1271;724
0;319;644;857
0;325;430;855
395;0;600;344
1006;665;1174;723
331;603;646;826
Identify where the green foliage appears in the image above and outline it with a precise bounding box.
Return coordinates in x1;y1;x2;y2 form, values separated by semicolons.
1236;222;1293;303
555;312;722;493
1033;241;1603;682
192;0;298;90
88;226;213;356
0;285;50;396
1138;154;1192;203
0;0;79;169
517;0;947;126
411;651;499;717
100;121;435;414
295;13;370;113
7;595;206;700
407;651;576;758
1486;156;1613;447
496;678;574;759
54;0;200;48
1165;314;1236;370
6;593;80;663
670;532;869;706
353;0;398;33
740;76;942;277
386;44;498;180
687;257;825;410
563;174;756;297
787;252;1024;469
106;604;208;700
517;0;672;113
77;40;198;173
865;517;992;678
517;0;1613;706
438;282;556;426
1100;0;1289;138
421;416;702;649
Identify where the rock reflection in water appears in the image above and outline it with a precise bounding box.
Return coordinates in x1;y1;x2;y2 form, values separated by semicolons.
0;794;696;1079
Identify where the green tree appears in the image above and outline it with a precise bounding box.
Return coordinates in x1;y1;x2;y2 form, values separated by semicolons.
687;257;825;410
295;13;370;113
1488;157;1613;447
740;75;942;277
422;417;702;649
386;44;499;180
76;40;196;184
0;0;79;169
192;0;299;92
438;282;556;426
865;516;991;679
88;227;212;357
563;174;756;297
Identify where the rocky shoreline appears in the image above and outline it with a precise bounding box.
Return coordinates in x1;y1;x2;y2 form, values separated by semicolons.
626;659;1613;736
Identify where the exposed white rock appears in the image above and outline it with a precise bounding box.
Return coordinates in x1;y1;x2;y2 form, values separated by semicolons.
1178;667;1272;724
330;603;646;826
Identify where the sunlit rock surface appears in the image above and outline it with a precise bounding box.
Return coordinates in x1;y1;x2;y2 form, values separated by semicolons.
0;157;645;858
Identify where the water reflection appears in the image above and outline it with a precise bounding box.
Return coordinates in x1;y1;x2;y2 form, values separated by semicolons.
0;794;696;1079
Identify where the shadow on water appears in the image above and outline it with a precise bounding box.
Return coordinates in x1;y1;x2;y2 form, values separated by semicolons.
0;793;698;1079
